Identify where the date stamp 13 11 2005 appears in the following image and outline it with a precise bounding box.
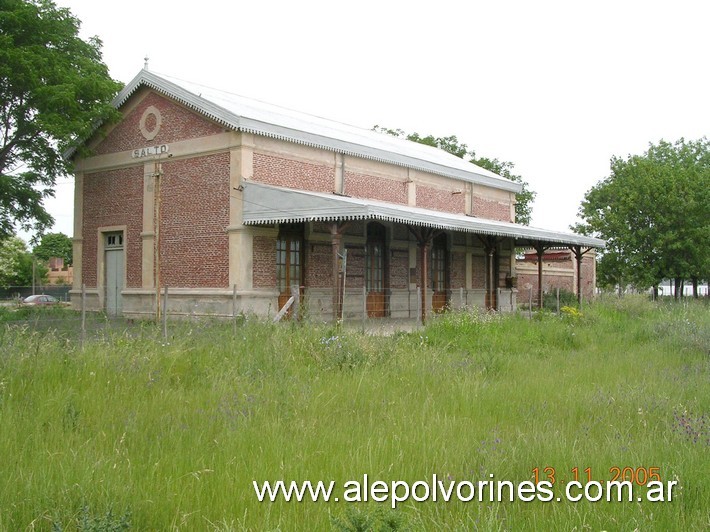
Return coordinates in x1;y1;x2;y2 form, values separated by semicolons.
532;466;677;502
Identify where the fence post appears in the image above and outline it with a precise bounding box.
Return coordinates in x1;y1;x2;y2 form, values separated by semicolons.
416;287;422;327
460;287;464;309
291;285;299;321
232;284;238;334
362;286;366;334
528;286;533;320
162;286;168;341
556;287;560;314
81;283;86;349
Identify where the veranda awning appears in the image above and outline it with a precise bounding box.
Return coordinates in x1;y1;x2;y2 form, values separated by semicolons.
242;181;605;249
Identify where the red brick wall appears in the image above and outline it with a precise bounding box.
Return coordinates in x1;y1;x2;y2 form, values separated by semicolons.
253;153;334;192
451;251;466;289
344;248;365;289
390;249;409;289
516;252;597;303
158;154;230;288
473;196;511;222
95;92;225;155
472;255;487;289
517;267;572;305
413;247;421;287
345;172;407;204
82;166;143;288
417;185;465;214
580;254;596;301
253;236;276;289
305;243;332;288
412;246;434;289
332;245;406;290
498;254;511;287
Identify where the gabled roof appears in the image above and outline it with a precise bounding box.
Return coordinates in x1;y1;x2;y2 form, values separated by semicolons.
243;182;606;249
104;69;522;194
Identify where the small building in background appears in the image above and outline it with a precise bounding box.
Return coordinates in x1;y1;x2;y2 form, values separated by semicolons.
516;248;597;306
46;257;73;285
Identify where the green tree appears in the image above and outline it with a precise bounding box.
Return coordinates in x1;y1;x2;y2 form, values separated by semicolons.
575;138;710;296
373;126;536;224
0;0;122;240
0;235;46;287
32;231;72;265
0;236;26;286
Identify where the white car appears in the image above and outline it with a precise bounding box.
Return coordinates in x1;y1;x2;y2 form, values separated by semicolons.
22;294;61;306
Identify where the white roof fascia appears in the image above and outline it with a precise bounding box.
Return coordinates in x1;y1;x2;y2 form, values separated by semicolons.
106;70;522;194
243;182;605;248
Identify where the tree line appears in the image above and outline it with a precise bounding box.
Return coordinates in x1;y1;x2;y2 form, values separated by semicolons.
575;138;709;297
0;232;72;287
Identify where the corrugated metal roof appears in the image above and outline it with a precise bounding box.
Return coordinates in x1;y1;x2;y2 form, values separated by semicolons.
103;69;523;193
243;182;605;248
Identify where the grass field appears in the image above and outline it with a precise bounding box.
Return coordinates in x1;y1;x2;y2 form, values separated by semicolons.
0;297;708;530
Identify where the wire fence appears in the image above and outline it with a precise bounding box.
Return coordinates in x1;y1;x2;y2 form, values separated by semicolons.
1;285;170;347
0;285;72;303
0;284;553;339
10;282;694;347
3;284;706;351
0;285;451;345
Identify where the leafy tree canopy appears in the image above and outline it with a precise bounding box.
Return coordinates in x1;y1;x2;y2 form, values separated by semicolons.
0;0;122;240
0;234;47;287
575;137;710;291
373;126;536;225
32;231;72;265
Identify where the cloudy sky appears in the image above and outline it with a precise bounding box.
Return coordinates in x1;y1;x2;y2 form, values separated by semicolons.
38;0;709;240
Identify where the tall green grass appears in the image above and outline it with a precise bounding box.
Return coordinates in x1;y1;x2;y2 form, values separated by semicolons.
0;297;707;530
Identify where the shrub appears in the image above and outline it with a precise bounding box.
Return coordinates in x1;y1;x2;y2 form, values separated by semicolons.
543;288;578;310
52;505;131;532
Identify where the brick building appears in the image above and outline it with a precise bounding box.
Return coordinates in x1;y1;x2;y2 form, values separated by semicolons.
516;248;597;306
47;257;73;285
69;70;603;320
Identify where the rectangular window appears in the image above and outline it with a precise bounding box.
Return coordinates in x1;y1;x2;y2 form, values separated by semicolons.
105;232;124;249
277;237;301;293
432;247;446;291
366;242;384;291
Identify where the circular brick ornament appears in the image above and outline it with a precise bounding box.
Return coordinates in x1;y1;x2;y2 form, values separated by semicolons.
139;105;162;140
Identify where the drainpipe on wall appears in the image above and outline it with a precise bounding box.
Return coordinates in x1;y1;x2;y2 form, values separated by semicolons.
154;162;163;320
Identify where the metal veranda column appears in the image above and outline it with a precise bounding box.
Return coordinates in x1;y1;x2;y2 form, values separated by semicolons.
478;235;499;311
408;226;437;325
569;245;592;306
331;223;342;321
534;243;549;309
420;239;429;325
488;248;495;310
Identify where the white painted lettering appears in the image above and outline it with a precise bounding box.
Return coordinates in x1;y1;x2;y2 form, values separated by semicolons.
131;144;170;158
